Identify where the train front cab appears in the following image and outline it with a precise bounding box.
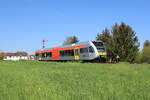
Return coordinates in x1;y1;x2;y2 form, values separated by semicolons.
91;41;107;62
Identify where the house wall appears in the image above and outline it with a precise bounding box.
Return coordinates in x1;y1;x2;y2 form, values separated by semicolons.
4;56;28;61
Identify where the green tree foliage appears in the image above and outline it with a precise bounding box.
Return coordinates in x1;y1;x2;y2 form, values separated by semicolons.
134;51;142;63
112;22;139;62
96;22;139;62
144;40;150;47
63;36;79;45
142;40;150;63
0;53;5;60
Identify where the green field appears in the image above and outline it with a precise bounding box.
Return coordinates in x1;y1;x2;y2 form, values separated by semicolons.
0;61;150;100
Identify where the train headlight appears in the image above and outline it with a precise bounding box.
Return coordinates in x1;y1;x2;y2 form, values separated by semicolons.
99;52;107;56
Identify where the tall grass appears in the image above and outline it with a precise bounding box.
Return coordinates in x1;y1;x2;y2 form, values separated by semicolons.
0;61;150;100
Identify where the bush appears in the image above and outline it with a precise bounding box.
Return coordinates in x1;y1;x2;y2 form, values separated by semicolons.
142;46;150;63
0;53;5;60
134;52;142;63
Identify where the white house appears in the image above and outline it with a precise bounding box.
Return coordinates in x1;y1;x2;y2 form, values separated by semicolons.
4;52;28;61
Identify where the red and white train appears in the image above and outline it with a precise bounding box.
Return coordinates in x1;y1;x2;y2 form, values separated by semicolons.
35;41;107;62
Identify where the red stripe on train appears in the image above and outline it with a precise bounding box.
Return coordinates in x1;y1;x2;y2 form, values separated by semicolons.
36;45;87;54
36;45;87;60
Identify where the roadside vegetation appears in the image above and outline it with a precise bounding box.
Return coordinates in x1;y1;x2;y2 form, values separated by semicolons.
63;22;150;64
0;61;150;100
0;53;5;60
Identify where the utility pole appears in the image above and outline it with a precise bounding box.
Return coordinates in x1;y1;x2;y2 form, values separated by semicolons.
42;40;48;49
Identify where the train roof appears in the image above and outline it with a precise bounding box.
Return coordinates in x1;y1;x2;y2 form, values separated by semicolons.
36;40;103;52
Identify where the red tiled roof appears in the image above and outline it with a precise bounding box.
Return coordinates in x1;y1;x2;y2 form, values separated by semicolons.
5;53;16;56
16;52;28;56
4;52;28;56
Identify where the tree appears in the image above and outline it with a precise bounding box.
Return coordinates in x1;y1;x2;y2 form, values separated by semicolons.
111;22;139;62
142;40;150;63
96;22;139;62
63;36;79;45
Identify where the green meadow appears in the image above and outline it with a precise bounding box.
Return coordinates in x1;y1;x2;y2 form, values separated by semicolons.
0;61;150;100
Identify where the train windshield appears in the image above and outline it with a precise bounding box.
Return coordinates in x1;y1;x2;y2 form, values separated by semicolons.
92;41;103;47
92;41;106;52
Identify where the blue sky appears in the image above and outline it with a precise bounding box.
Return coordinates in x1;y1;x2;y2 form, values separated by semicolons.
0;0;150;54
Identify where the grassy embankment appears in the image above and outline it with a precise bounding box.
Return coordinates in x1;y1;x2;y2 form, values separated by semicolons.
0;61;150;100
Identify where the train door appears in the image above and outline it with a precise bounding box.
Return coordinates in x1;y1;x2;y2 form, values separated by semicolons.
52;47;60;60
74;48;80;60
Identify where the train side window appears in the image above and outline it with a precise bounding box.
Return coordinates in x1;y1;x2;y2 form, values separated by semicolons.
46;52;52;57
42;53;45;57
39;54;42;57
45;53;47;57
89;46;94;53
84;48;88;53
80;48;88;53
68;50;70;56
66;50;74;56
46;52;48;57
62;51;64;56
60;51;64;56
70;50;74;56
35;53;39;56
64;50;67;56
60;51;62;56
80;48;84;53
60;50;74;56
50;52;52;57
69;50;71;56
68;50;74;56
66;50;69;56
